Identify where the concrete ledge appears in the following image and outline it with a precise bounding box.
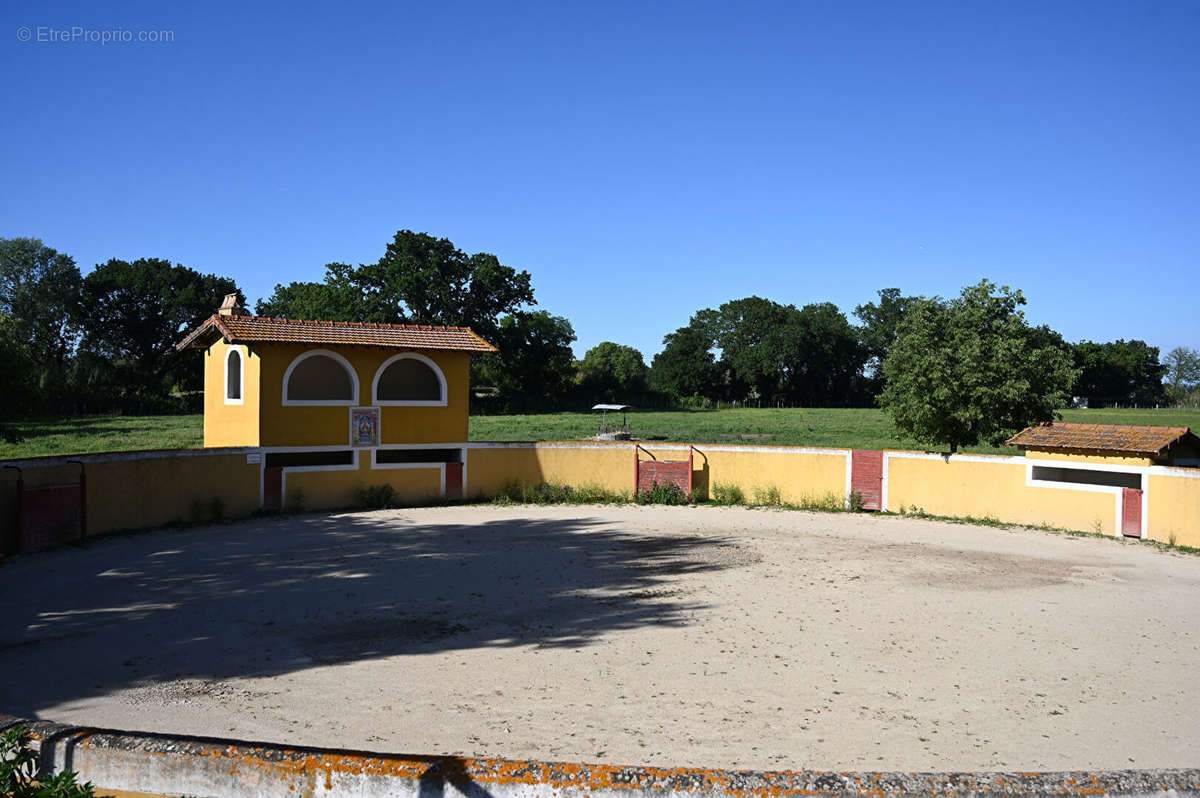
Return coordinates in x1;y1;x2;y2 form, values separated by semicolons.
4;715;1198;798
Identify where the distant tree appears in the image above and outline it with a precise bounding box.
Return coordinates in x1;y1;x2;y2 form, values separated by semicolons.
879;280;1077;453
253;265;364;321
0;238;82;403
854;288;918;390
696;296;864;406
76;258;242;399
1164;346;1200;390
578;342;648;402
1164;346;1200;406
648;323;720;399
1073;339;1166;406
257;230;535;342
474;311;577;409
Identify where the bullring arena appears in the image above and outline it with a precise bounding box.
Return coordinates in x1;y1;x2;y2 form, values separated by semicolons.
3;310;1199;795
3;503;1198;778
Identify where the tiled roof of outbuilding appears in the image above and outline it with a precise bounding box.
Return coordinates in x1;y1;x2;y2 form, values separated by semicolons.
1006;422;1194;457
176;314;497;353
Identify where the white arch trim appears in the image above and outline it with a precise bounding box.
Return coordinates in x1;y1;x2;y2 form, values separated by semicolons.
281;348;360;406
224;345;245;406
371;352;448;407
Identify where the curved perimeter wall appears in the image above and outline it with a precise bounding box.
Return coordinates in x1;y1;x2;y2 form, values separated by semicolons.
2;442;1199;551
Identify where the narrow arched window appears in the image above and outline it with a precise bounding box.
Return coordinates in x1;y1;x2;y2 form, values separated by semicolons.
283;351;358;404
225;348;243;405
373;354;446;405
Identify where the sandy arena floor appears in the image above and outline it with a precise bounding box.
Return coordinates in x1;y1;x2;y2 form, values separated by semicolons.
2;504;1198;772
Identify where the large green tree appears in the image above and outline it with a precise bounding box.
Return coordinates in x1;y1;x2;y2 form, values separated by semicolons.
879;280;1077;452
0;238;82;402
578;342;649;402
257;230;535;342
76;258;241;399
648;323;721;399
474;311;577;409
1072;339;1166;406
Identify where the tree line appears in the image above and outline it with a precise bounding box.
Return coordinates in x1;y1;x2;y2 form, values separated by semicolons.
3;231;1198;427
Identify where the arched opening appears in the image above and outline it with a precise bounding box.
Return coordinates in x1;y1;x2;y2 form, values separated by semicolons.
283;351;357;404
373;354;446;405
225;347;243;404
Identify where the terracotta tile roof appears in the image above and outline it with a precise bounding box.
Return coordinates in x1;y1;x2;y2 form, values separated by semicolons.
176;314;497;353
1006;422;1194;457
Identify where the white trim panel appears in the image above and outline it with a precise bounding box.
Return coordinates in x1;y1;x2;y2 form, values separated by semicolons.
279;450;360;511
1024;462;1146;539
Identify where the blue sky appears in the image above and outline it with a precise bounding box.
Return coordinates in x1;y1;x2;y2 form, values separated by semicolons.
3;0;1197;360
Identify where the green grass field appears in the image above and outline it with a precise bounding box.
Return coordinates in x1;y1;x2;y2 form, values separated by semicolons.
3;407;1198;460
469;407;1200;454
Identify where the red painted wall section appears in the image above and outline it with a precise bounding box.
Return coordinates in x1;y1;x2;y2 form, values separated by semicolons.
19;484;83;552
264;467;283;511
851;450;884;511
445;462;464;499
1122;487;1142;538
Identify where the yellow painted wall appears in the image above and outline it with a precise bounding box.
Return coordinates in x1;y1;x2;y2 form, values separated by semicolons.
689;447;846;503
0;452;261;540
85;454;260;533
203;341;261;447
467;445;634;497
887;455;1119;534
466;443;849;504
250;344;469;448
1026;450;1153;466
1147;472;1200;547
282;456;442;510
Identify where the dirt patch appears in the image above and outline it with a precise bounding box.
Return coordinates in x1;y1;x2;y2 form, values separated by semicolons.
871;542;1103;591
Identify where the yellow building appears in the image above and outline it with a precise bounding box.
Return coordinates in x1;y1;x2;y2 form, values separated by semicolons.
176;294;496;510
1005;422;1200;538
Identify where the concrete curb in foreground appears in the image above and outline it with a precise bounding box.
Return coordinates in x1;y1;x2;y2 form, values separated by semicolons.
4;714;1198;798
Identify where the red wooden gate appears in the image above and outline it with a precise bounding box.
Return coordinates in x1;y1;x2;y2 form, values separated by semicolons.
851;450;884;511
445;462;464;499
636;446;693;501
3;463;87;553
1121;487;1142;538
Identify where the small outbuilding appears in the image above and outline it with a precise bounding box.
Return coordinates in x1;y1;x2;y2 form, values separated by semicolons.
177;294;497;509
1006;422;1200;538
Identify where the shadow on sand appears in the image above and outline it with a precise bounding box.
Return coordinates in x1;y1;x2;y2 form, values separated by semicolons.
0;508;737;717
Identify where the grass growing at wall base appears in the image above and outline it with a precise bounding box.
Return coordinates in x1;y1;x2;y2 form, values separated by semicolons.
491;479;863;512
887;505;1200;556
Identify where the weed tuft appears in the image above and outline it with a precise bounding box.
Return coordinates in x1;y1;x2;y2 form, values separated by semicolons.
752;484;783;507
356;483;397;509
709;483;746;505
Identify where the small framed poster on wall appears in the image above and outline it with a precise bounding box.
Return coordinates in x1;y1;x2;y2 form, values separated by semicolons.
350;407;380;446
